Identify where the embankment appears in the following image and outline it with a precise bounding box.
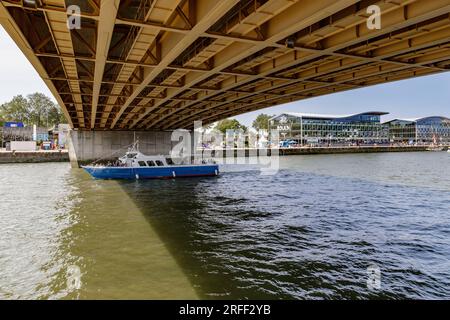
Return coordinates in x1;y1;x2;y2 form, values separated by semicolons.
198;145;429;157
0;151;69;164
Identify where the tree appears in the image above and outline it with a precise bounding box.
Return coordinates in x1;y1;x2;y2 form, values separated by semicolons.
252;113;273;130
27;93;65;127
0;93;66;127
0;95;30;124
47;104;66;127
215;119;247;133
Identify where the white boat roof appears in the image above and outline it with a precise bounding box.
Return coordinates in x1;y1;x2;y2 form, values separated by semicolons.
124;151;165;158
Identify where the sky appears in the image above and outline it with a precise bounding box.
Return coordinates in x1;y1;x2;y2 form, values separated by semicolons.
1;25;449;126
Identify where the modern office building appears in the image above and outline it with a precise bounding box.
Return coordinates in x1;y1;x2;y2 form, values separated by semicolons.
384;116;450;145
269;112;390;146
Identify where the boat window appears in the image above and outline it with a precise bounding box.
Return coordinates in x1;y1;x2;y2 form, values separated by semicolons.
138;161;147;167
155;160;164;167
165;158;174;165
127;153;137;159
147;161;156;167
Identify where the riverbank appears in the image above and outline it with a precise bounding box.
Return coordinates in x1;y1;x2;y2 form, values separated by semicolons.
278;145;430;156
198;145;432;158
0;150;69;164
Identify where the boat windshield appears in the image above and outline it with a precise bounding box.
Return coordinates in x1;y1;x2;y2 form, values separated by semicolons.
127;153;137;158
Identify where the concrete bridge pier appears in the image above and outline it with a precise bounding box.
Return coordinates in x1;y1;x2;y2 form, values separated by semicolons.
67;130;177;168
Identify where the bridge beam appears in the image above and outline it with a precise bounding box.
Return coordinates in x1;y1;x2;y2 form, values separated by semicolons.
0;1;73;127
1;0;449;130
90;0;120;129
109;0;240;129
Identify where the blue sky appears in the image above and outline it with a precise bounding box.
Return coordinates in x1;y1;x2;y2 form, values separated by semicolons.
1;25;449;126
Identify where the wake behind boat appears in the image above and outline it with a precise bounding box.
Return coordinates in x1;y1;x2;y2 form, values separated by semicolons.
82;144;219;180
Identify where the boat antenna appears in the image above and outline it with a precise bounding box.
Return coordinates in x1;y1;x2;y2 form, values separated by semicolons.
132;131;140;152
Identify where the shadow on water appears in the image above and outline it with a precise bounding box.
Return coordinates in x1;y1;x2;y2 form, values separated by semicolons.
112;164;450;300
113;174;385;300
115;175;300;299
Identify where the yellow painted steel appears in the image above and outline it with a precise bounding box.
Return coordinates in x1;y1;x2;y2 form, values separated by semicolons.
0;0;449;130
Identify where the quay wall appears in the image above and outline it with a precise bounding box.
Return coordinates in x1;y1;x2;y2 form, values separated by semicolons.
196;146;430;157
0;151;69;164
278;145;429;156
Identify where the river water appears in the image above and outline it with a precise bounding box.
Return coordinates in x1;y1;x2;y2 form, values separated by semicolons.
0;152;449;299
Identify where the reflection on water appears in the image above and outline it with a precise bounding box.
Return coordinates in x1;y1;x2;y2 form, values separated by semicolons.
0;152;449;299
0;163;196;299
0;163;78;299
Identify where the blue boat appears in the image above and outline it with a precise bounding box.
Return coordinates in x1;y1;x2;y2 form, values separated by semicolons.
82;148;219;180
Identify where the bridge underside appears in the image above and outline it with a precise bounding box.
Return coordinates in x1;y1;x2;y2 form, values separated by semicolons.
1;0;450;131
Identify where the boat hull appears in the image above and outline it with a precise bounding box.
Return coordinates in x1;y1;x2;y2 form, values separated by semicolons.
82;164;219;180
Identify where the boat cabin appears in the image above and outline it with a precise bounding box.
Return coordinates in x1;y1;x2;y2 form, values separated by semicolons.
118;151;174;168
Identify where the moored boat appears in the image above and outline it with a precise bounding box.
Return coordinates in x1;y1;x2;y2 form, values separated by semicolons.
82;146;219;180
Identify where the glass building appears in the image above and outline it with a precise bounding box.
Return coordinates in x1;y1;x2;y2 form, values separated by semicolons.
269;112;390;146
384;116;450;145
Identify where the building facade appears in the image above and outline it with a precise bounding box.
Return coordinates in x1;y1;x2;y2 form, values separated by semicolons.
384;116;450;145
269;112;390;146
1;124;49;149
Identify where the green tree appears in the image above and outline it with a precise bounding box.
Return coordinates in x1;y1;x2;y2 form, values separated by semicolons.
252;113;273;130
27;93;65;127
47;104;66;127
0;95;30;124
215;119;247;133
0;93;66;127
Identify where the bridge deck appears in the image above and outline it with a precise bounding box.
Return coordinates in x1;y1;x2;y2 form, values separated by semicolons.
0;0;449;130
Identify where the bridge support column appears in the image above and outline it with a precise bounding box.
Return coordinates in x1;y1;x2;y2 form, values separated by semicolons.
67;130;176;168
